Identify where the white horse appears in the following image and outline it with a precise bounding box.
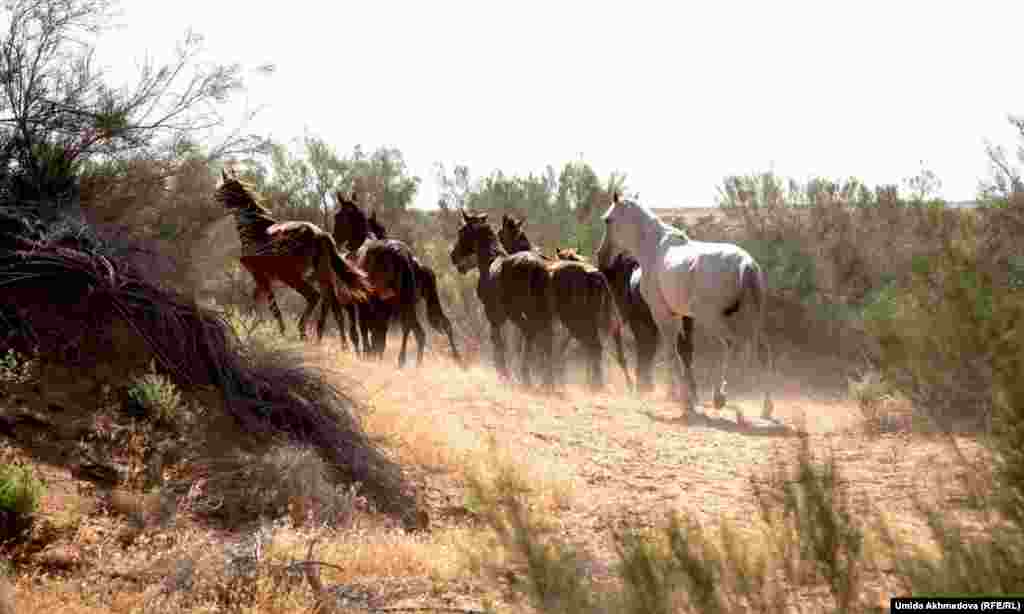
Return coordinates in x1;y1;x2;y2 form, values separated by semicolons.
597;193;773;419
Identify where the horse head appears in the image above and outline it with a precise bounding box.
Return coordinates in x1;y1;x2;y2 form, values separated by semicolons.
498;214;532;254
333;190;369;251
598;191;654;269
450;210;492;274
215;167;265;213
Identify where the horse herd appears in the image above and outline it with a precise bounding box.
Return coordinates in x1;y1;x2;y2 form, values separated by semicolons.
215;169;773;417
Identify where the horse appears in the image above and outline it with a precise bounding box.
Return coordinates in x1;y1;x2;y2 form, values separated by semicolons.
214;168;373;344
331;192;461;368
597;193;772;418
450;210;556;390
498;215;633;392
556;247;690;397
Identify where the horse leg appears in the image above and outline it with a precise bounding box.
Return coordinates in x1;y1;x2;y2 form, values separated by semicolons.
519;325;534;389
373;305;391;360
634;325;658;396
424;295;462;367
680;317;698;407
266;290;287;337
316;294;333;344
396;319;411;368
328;294;348;352
346;305;361;355
569;321;603;393
489;320;510;382
399;306;426;368
287;278;320;342
251;275;287;337
610;327;633;393
587;330;605;393
650;303;691;413
557;333;573;387
540;320;556;393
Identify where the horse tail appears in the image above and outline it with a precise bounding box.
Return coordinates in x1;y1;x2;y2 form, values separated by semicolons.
416;263;448;329
740;259;769;367
321;234;373;304
594;271;624;338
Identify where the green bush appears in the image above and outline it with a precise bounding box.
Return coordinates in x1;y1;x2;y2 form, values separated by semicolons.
0;463;44;542
127;360;184;427
0;349;36;386
0;464;43;516
863;210;1023;430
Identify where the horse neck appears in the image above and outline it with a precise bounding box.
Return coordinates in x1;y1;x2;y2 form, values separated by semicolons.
343;226;372;253
475;234;505;284
232;202;277;245
508;232;533;254
623;208;686;271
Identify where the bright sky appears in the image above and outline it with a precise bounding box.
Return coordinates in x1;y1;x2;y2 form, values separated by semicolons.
95;0;1023;209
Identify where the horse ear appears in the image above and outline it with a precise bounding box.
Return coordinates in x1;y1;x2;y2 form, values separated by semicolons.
612;191;621;204
461;209;470;223
221;168;229;182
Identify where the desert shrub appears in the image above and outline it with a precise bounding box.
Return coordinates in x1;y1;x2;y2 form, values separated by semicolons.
0;350;35;386
183;445;369;528
863;208;1024;430
0;463;44;542
127;360;184;427
0;464;42;516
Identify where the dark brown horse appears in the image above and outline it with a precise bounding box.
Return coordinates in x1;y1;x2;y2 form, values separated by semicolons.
450;210;556;390
498;215;632;392
215;169;373;343
556;247;693;398
332;192;461;368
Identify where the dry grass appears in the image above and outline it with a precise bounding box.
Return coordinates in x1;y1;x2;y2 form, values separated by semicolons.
0;317;994;612
306;340;582;512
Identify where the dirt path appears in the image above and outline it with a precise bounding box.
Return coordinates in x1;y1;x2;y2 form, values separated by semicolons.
347;348;975;591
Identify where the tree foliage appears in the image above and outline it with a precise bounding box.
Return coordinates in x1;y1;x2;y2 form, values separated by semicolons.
237;140;421;240
435;158;627;258
0;0;269;213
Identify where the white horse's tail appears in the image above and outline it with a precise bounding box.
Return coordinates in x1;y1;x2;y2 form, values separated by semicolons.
740;261;768;366
741;260;775;417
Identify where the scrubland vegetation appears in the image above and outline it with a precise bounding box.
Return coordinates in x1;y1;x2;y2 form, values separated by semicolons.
1;0;1023;611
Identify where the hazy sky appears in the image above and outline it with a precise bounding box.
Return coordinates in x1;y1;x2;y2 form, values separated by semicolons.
95;1;1023;209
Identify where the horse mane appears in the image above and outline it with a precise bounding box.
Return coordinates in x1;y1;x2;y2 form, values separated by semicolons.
368;212;387;240
621;197;689;246
216;176;275;218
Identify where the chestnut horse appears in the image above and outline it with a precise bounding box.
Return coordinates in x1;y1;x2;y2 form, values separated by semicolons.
215;169;372;343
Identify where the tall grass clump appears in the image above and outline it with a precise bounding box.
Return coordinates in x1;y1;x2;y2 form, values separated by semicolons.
127;360;184;427
0;464;44;542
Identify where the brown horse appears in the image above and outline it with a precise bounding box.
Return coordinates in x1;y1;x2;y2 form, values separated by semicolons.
332;192;462;368
451;210;556;390
215;169;373;343
498;215;632;392
557;247;691;396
